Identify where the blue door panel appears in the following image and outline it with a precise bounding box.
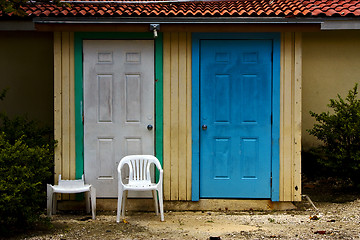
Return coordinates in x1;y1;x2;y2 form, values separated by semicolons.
200;39;273;198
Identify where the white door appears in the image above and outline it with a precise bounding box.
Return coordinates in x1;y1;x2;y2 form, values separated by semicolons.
83;40;155;197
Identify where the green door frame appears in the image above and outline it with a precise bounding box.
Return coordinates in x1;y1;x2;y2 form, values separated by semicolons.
74;32;163;179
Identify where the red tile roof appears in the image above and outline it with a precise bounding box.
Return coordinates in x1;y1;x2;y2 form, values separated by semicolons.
1;0;360;18
304;0;360;16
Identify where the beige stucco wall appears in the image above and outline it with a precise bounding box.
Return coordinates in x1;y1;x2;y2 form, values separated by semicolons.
0;31;54;126
302;30;360;150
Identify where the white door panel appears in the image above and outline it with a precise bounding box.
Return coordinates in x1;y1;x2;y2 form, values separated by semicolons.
83;40;155;197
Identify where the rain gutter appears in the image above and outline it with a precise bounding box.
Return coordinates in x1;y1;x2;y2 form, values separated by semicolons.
58;0;241;3
321;20;360;30
33;17;323;24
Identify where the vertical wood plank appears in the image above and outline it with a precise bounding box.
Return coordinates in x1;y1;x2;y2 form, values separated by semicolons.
178;32;187;200
280;32;302;202
279;33;285;201
279;34;283;201
163;32;171;200
186;32;192;201
54;32;62;186
280;32;294;201
69;32;76;181
285;32;294;201
61;32;70;180
293;32;302;201
170;32;180;200
61;32;71;200
69;33;76;200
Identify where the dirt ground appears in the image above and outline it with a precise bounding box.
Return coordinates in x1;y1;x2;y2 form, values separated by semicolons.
5;180;360;240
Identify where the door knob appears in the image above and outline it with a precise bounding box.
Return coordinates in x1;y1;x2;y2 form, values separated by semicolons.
147;124;153;131
202;125;207;130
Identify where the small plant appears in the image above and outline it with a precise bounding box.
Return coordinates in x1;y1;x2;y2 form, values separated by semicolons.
307;83;360;187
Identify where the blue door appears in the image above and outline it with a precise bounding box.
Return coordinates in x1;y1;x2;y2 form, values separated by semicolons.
200;40;272;198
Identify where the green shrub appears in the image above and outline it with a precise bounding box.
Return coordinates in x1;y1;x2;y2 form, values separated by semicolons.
0;113;53;148
0;89;55;233
0;133;53;230
0;89;53;149
307;83;360;186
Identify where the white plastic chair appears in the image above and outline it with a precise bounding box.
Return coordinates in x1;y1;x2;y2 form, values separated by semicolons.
47;174;96;220
117;155;164;222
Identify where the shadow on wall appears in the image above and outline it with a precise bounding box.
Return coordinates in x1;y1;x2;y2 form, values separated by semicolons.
0;31;54;127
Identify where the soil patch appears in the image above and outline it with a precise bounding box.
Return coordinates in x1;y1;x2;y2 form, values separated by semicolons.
3;179;360;240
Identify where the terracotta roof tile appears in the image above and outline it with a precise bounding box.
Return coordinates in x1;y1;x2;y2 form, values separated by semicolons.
1;0;360;18
355;9;360;15
303;0;360;16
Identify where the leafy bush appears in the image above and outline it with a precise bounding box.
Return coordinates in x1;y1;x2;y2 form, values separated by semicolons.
307;83;360;186
0;134;53;228
0;90;55;233
0;113;53;148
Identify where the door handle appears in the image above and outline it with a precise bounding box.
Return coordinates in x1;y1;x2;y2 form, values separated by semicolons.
202;125;207;130
147;124;153;131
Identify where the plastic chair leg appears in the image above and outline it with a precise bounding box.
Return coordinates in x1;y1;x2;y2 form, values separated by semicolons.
85;191;90;214
90;186;96;220
116;189;123;223
47;184;53;217
152;190;159;215
52;192;57;215
158;189;164;222
121;190;128;218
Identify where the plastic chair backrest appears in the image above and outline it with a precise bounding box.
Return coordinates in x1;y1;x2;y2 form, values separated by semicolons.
118;155;162;185
57;174;85;188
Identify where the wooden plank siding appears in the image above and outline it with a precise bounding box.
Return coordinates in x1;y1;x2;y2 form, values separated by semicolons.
279;32;302;201
53;31;301;202
53;32;76;200
163;32;192;200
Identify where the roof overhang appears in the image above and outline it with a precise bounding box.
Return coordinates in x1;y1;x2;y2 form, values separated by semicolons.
33;16;323;24
0;20;35;31
31;16;323;32
3;17;360;32
321;20;360;30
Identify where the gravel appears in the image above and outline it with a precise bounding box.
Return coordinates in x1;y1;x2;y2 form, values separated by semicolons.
6;197;360;240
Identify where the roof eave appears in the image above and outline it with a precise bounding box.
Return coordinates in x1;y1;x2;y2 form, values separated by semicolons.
0;20;36;31
321;19;360;30
33;16;324;24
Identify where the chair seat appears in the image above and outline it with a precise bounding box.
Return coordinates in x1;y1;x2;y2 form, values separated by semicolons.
47;175;96;220
51;184;92;194
124;181;157;190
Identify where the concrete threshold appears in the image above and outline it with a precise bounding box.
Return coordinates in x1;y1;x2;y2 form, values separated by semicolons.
58;198;296;212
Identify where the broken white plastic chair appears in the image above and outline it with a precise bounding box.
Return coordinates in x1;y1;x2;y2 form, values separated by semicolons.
47;174;96;219
117;155;164;222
